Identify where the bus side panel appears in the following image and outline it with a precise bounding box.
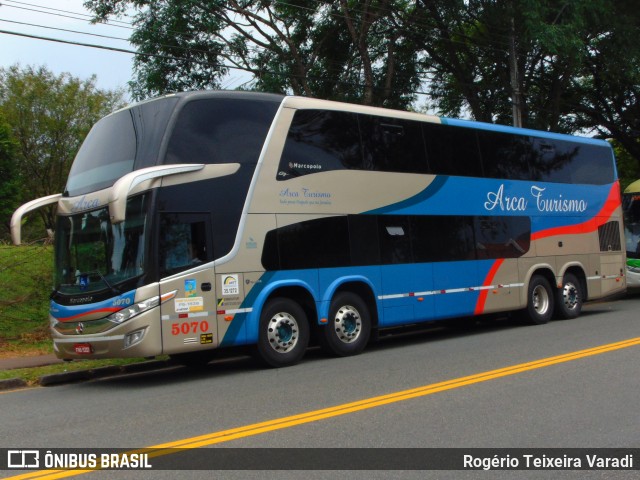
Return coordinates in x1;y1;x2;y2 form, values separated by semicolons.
219;270;319;347
379;264;432;327
160;268;219;355
473;258;522;314
432;261;481;320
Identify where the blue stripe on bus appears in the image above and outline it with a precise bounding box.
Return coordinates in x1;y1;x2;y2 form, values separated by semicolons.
50;289;137;322
440;117;611;146
365;176;614;234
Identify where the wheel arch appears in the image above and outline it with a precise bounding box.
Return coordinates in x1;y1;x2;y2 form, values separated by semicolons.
558;263;589;301
245;280;318;344
319;277;379;330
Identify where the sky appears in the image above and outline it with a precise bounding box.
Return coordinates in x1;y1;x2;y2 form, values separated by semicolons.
0;0;136;95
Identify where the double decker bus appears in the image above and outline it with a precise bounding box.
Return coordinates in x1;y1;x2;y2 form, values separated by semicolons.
11;91;626;368
623;179;640;289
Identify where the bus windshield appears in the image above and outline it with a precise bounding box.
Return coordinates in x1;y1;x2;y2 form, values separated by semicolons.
54;194;149;295
623;192;640;259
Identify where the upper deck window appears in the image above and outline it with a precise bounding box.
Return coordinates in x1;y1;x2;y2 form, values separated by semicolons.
65;96;179;197
165;98;279;166
278;108;615;185
65;110;137;196
279;110;363;179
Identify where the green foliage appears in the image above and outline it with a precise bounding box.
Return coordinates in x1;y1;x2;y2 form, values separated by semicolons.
83;1;640;172
0;65;126;235
614;141;640;192
0;244;53;353
85;0;420;108
0;113;19;238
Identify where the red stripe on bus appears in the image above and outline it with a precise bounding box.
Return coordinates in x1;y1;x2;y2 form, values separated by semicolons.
474;258;505;315
531;182;621;241
56;307;120;322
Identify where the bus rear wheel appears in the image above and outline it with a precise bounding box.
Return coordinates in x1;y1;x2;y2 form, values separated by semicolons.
257;298;309;368
321;292;371;357
524;275;554;325
555;273;583;320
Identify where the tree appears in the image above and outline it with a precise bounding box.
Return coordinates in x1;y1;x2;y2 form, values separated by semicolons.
0;112;19;239
0;65;126;233
85;0;421;108
85;0;640;171
410;0;640;170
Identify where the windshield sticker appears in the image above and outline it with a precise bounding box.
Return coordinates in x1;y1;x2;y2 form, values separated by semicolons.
221;275;240;296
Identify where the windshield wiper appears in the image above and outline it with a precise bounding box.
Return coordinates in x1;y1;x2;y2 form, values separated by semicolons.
76;270;121;295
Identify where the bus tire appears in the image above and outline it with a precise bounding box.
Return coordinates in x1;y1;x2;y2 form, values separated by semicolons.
555;273;583;320
321;292;371;357
524;275;554;325
257;298;309;368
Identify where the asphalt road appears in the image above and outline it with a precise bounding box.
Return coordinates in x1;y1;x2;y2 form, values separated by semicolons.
1;292;640;480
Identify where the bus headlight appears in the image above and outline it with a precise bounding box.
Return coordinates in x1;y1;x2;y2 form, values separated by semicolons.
107;290;177;325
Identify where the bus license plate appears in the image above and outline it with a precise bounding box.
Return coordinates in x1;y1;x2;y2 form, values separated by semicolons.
74;343;93;354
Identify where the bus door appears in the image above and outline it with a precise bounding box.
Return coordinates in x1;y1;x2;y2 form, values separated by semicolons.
157;213;218;354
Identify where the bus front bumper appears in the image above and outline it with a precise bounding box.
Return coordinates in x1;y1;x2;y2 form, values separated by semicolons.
51;308;163;360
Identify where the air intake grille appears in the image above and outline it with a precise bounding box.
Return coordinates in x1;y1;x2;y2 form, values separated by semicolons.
598;221;621;252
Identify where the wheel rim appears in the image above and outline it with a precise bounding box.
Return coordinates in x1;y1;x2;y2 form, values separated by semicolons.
562;282;579;311
333;305;362;344
532;284;550;316
267;312;299;353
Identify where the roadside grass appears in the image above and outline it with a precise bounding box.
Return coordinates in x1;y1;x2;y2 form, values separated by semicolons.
0;357;164;386
0;242;54;355
0;243;156;385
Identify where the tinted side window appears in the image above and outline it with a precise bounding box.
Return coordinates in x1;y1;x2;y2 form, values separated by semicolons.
165;98;278;166
349;215;381;266
423;123;482;177
359;115;428;173
159;213;211;276
379;216;413;264
530;138;578;184
261;214;530;270
262;216;350;270
571;144;614;184
279;110;362;179
478;130;532;180
529;138;614;185
474;216;530;259
412;215;476;262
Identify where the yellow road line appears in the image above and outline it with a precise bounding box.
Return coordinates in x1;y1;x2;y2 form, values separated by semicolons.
7;336;640;479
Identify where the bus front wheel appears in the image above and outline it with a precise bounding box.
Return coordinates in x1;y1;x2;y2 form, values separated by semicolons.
555;273;583;320
321;292;371;357
524;275;554;325
257;298;309;368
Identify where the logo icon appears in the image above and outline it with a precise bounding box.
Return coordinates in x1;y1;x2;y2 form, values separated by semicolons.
75;322;84;335
8;450;40;469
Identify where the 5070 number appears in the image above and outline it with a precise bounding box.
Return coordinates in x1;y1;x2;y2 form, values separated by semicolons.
171;320;209;335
